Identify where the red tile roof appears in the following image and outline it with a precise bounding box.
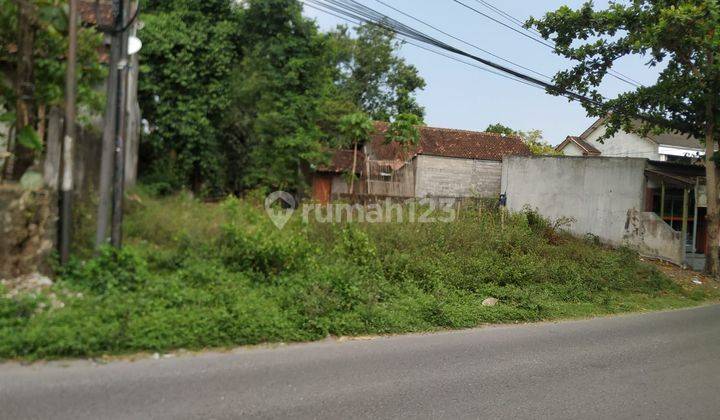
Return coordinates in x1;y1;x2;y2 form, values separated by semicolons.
370;122;531;162
317;149;366;174
322;122;531;174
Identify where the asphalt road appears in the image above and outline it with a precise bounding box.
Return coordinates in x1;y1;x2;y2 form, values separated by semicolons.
2;305;720;420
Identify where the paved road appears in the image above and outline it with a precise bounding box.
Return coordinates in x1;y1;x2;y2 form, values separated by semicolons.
2;305;720;420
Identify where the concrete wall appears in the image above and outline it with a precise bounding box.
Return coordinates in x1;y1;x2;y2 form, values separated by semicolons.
501;156;647;245
623;209;685;265
585;125;661;160
415;155;501;198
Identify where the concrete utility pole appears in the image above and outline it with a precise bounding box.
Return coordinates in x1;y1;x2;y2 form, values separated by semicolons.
59;0;79;264
95;4;121;250
111;7;130;248
96;0;131;250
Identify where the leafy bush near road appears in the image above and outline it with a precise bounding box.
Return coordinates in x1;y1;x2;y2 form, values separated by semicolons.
0;192;713;360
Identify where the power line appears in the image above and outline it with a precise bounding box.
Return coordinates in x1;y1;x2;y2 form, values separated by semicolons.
470;0;543;37
303;0;600;106
451;0;555;49
372;0;552;81
474;0;644;87
452;0;643;88
304;2;546;90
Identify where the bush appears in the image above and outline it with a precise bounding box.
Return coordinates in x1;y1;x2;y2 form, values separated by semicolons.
59;247;150;294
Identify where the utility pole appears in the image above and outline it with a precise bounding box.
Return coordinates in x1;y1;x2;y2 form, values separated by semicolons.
59;0;79;264
110;0;131;248
95;0;122;250
97;0;131;249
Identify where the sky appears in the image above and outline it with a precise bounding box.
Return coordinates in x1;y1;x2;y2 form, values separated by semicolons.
303;0;659;145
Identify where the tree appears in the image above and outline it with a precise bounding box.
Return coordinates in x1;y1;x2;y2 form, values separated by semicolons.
138;0;241;194
329;24;426;121
0;0;104;181
224;0;341;193
338;112;373;194
485;123;560;156
386;113;422;159
528;1;720;276
137;1;426;195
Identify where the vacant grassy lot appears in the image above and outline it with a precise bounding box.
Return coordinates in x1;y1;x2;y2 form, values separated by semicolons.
1;191;717;360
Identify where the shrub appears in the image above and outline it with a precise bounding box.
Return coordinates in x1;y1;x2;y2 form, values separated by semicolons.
59;247;150;294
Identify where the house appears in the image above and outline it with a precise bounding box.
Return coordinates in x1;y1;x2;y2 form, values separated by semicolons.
502;155;708;269
310;123;531;203
556;117;704;162
555;136;601;157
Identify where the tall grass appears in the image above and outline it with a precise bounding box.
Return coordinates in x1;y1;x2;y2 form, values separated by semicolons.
0;192;712;360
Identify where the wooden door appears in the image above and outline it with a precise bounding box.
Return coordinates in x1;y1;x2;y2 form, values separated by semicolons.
312;175;332;204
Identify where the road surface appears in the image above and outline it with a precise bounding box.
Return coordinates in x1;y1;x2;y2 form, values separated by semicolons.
2;305;720;419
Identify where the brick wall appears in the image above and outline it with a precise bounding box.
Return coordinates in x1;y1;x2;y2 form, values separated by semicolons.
415;155;501;198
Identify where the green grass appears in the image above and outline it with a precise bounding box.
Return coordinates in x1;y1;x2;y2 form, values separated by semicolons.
0;191;717;360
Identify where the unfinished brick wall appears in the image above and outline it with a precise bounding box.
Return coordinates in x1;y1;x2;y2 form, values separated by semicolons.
415;155;502;198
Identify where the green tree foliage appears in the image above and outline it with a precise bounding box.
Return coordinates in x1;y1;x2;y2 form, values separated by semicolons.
138;0;241;194
138;1;426;194
0;0;104;162
225;0;339;192
485;123;560;155
329;24;426;120
338;111;373;193
527;0;720;275
485;123;515;137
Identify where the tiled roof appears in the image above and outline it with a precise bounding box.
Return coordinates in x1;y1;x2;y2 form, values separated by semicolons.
370;122;531;162
317;149;366;174
322;122;531;174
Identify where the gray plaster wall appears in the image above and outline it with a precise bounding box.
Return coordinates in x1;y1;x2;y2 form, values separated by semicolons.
623;209;685;265
415;155;501;198
501;156;647;245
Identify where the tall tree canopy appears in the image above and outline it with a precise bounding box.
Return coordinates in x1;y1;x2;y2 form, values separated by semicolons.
528;0;720;275
224;0;340;192
138;0;241;194
138;1;426;194
329;24;425;121
0;0;104;181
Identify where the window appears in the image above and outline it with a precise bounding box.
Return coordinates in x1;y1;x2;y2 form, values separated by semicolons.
379;165;393;182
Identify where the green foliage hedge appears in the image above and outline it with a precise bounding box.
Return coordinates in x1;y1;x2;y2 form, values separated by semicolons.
0;194;711;360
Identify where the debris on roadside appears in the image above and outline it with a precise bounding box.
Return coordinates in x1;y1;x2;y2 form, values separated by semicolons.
482;297;499;307
1;272;53;298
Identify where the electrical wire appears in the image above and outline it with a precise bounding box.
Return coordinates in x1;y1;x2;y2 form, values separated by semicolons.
470;0;545;37
303;0;600;106
372;0;552;81
453;0;644;88
304;2;546;90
